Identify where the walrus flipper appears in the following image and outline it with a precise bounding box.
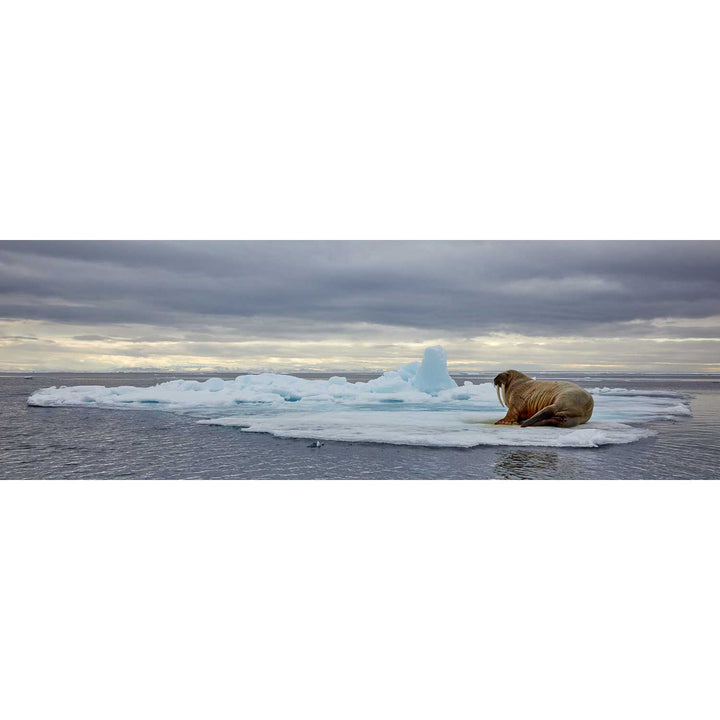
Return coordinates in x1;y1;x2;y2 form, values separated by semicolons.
520;406;565;428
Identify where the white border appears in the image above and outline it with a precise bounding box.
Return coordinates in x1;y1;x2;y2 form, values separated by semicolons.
1;1;719;240
2;481;720;720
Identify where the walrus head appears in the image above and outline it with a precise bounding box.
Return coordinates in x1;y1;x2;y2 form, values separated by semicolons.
493;370;529;408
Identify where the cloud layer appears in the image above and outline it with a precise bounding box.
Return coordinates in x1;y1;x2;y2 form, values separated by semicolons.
1;241;719;371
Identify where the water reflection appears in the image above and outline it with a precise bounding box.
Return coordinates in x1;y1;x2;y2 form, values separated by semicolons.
493;448;563;480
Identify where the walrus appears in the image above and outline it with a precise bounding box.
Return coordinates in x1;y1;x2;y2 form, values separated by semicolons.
493;370;594;428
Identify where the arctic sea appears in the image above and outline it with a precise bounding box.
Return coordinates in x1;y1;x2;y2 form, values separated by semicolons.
2;370;718;480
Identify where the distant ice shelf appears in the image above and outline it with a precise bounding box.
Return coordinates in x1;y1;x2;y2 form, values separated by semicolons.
27;346;692;448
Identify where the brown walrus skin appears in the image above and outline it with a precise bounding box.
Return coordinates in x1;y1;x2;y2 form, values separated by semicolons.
493;370;594;428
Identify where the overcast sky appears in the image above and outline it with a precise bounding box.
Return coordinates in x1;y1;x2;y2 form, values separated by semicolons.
1;240;719;372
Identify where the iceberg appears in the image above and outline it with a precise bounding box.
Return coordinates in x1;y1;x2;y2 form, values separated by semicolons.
27;346;692;448
408;345;457;394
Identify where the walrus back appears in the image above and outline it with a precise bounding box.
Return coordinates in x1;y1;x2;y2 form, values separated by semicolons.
518;380;594;428
555;383;594;414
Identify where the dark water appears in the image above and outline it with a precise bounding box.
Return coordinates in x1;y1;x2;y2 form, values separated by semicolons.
1;372;718;479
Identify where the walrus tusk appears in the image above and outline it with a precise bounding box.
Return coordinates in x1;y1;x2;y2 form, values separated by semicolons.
496;385;505;407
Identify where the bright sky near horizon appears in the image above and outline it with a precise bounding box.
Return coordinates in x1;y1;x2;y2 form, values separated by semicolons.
1;240;719;373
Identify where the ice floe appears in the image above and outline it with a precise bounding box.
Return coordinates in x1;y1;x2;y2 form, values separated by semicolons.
28;346;692;448
198;412;655;448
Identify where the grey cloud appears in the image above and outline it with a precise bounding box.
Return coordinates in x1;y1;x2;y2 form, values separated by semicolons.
1;241;719;339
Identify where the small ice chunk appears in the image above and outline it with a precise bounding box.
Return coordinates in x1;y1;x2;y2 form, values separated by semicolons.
396;361;421;381
366;371;412;394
